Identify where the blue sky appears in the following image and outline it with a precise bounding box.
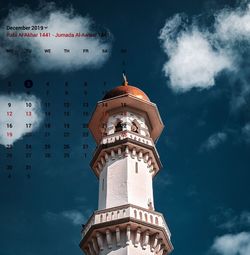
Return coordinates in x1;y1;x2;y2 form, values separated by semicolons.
0;0;250;255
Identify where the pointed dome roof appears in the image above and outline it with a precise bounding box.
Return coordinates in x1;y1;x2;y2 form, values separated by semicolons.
102;74;150;101
102;83;150;101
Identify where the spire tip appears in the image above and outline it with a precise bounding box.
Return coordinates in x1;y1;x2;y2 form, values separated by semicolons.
122;73;128;86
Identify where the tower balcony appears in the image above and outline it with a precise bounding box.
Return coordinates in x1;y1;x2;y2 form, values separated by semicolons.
81;204;171;238
80;204;173;255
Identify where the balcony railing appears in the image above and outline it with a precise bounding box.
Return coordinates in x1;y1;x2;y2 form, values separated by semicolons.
101;131;153;147
81;204;171;239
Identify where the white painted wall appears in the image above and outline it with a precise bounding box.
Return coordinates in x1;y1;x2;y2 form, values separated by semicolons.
98;154;154;210
127;156;154;210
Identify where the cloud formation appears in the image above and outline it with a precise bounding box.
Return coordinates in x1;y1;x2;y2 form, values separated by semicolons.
61;210;86;225
200;132;227;151
0;94;43;146
242;123;250;143
221;211;250;231
0;3;112;76
211;232;250;255
210;208;250;231
44;210;86;226
159;15;231;92
215;4;250;42
159;2;250;92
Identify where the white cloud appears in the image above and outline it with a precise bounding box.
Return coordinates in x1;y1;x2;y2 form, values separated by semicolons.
201;132;227;151
211;232;250;255
155;172;172;187
229;76;250;112
220;211;250;230
61;210;86;225
215;3;250;42
0;3;112;76
159;2;250;92
210;208;250;231
0;48;17;76
44;211;59;221
0;94;43;146
242;123;250;142
44;210;86;225
159;26;231;91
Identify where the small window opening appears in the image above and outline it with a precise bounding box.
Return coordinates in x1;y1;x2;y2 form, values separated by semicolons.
115;121;123;132
135;162;138;173
131;121;139;133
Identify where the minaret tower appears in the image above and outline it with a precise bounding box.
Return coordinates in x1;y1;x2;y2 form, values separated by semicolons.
80;76;173;255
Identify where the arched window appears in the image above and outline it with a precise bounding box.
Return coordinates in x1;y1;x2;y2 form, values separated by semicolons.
134;210;137;219
139;211;143;220
131;121;139;133
115;121;123;132
150;215;153;224
101;122;107;136
155;217;159;225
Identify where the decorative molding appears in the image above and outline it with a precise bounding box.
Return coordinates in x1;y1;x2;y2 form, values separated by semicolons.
134;227;141;247
151;233;159;252
142;230;150;249
96;232;104;250
115;227;121;246
126;225;131;245
80;204;173;255
90;140;162;178
81;204;170;238
106;229;112;249
81;223;172;255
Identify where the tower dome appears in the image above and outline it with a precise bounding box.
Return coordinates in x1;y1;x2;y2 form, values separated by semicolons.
103;84;150;101
102;74;150;101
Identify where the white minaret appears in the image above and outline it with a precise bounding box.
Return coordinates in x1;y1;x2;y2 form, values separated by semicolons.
80;76;173;255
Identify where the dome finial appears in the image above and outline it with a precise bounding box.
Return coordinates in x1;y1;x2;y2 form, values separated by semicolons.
122;72;128;86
